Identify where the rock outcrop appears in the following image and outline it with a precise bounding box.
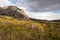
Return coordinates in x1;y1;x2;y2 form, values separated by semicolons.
0;6;29;19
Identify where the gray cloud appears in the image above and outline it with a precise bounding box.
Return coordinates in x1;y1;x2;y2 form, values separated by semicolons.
16;0;60;12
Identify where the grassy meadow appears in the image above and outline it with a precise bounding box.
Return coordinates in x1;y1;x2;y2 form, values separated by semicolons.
0;15;60;40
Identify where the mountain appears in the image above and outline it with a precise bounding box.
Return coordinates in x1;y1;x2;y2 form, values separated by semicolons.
0;6;60;40
0;6;29;19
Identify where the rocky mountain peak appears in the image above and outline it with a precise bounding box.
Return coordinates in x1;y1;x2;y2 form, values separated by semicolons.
0;6;29;19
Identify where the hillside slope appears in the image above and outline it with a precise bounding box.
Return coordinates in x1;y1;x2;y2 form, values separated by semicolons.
0;6;60;40
0;6;29;19
0;15;45;40
0;15;60;40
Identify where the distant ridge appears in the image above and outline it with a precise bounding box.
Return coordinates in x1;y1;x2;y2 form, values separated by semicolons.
0;6;29;19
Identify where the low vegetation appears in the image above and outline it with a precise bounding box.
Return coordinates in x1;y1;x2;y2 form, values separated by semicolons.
0;15;60;40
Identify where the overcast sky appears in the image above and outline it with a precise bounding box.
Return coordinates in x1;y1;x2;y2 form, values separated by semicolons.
0;0;60;20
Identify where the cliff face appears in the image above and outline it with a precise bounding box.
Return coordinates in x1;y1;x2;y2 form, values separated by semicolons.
0;6;29;19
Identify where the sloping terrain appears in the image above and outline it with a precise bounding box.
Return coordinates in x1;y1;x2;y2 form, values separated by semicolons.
0;6;29;19
0;15;45;40
0;6;60;40
0;15;60;40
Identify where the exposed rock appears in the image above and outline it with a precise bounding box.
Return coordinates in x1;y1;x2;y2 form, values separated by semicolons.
0;6;29;19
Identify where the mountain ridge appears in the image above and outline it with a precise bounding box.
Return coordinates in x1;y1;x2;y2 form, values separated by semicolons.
0;6;29;19
0;6;60;40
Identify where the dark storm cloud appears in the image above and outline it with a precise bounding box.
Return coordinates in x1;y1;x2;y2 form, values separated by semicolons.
9;0;60;20
16;0;60;12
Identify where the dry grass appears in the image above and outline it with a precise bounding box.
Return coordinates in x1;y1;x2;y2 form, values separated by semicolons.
0;16;60;40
